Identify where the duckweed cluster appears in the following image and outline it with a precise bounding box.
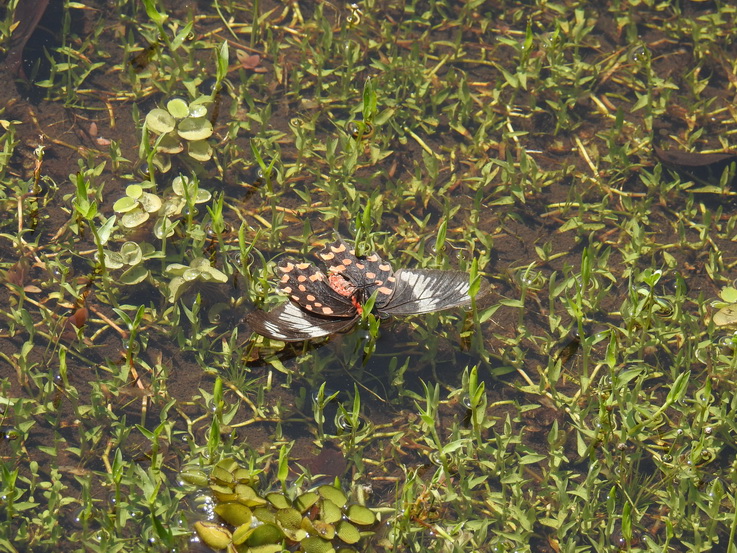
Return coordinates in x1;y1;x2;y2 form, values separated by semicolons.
182;459;377;553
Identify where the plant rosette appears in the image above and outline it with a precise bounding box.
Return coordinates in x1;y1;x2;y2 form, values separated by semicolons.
98;241;158;285
166;257;228;303
112;183;162;228
145;96;214;167
162;174;212;217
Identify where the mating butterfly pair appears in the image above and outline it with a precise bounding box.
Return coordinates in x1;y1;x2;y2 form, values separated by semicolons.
246;238;489;342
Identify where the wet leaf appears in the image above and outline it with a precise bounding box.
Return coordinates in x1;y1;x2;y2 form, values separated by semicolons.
211;465;235;485
275;507;302;531
266;492;290;510
713;305;737;327
112;196;137;213
335;520;361;544
193;521;232;550
179;468;209;487
178;116;213;141
345;504;375;526
156;132;184;154
231;523;254;545
138;192;162;213
302;536;336;553
247;523;283;546
145;108;176;135
119;265;148;285
120;208;150;228
317;485;347;508
235;483;267;507
320;498;342;524
215;502;252;527
295;491;319;512
166;98;190;119
188;139;213;161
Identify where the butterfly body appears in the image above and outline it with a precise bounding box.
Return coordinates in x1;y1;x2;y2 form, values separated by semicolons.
246;238;489;342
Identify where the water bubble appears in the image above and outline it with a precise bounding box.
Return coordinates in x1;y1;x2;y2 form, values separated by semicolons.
346;120;360;137
662;454;673;463
630;45;648;63
461;395;472;409
705;426;713;435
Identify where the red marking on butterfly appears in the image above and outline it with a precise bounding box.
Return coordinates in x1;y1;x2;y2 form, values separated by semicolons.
246;237;490;342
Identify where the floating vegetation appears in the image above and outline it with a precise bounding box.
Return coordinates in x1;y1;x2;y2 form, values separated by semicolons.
184;459;377;553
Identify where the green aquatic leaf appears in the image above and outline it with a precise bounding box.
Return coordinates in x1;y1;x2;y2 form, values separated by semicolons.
145;108;176;134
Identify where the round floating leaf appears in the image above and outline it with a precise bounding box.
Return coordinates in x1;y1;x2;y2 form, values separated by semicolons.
152;153;171;173
138;192;162;213
215;502;253;527
121;208;150;228
232;523;254;545
195;187;212;203
166;97;190;119
193;521;232;550
188;101;209;118
295;491;319;513
179;468;208;487
120;242;143;265
112;195;137;214
102;250;124;270
714;305;737;327
247;523;284;546
317;485;347;508
203;265;228;283
178;116;213;141
153;216;178;239
155;131;184;154
188;138;213;161
172;175;189;196
345;504;375;526
335;521;360;544
125;184;143;199
302;536;336;553
320;498;342;524
266;492;291;510
720;286;737;303
119;265;148;285
183;267;202;282
145;108;176;135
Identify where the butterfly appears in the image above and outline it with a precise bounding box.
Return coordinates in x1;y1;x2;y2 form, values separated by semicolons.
246;238;490;342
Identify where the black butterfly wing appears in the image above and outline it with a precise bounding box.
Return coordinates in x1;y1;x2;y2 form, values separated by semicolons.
379;269;488;316
277;259;356;317
317;238;396;308
246;301;360;342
